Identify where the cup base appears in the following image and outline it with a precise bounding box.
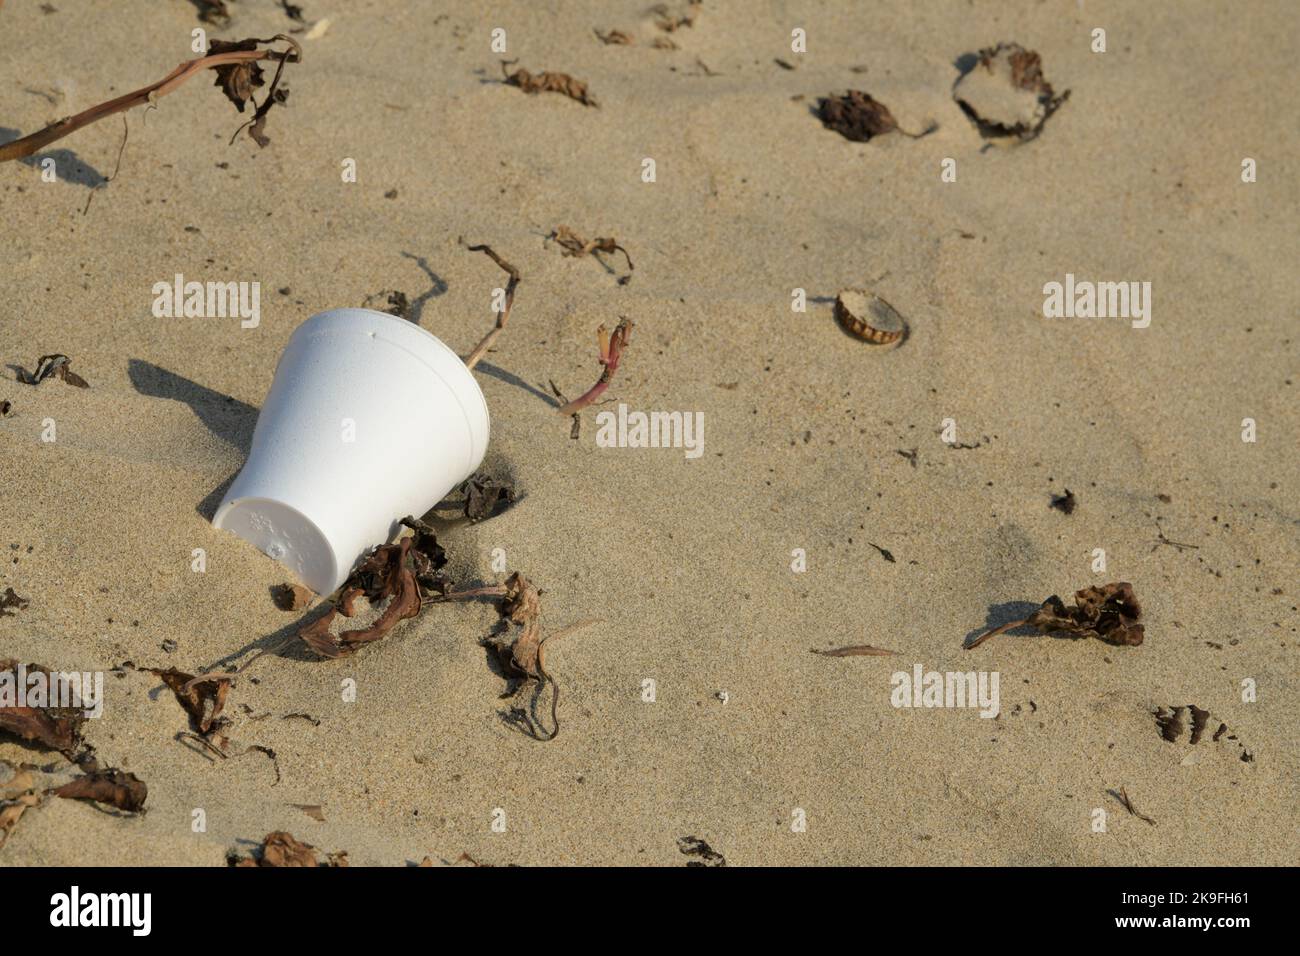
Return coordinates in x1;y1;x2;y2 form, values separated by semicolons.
213;497;337;595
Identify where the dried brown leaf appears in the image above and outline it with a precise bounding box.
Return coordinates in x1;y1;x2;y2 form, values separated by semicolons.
0;782;41;849
147;667;230;735
50;768;147;813
502;61;598;107
547;225;634;276
209;39;265;112
964;582;1144;649
234;830;344;867
818;91;898;141
0;659;87;753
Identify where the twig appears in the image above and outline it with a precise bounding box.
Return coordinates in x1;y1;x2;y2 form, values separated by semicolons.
964;617;1030;650
0;35;302;163
82;114;129;216
1112;787;1157;826
459;237;521;371
556;317;633;416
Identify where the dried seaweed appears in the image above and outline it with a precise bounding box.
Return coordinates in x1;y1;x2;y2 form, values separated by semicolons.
361;289;410;319
0;659;87;754
147;667;230;735
481;576;597;742
677;835;725;866
299;538;423;659
546;225;634;280
1111;787;1156;826
50;768;147;813
501;60;597;107
954;42;1069;141
461;476;517;523
15;354;88;388
811;645;898;657
232;831;347;867
818;91;934;142
964;582;1144;649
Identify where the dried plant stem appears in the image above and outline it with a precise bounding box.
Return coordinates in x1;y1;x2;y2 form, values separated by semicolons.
964;618;1030;650
0;36;302;164
556;317;633;415
459;238;521;371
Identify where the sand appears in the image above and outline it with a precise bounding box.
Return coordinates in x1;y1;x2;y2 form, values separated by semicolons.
1;0;1297;866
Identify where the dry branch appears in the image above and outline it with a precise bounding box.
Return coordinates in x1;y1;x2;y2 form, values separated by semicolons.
0;35;301;164
459;238;521;371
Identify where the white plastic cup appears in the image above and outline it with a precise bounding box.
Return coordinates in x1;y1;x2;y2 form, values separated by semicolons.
213;308;489;594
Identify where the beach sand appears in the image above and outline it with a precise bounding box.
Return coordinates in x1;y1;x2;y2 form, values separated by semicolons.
1;0;1296;865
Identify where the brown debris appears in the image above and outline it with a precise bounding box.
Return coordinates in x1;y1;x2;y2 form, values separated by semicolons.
15;354;89;388
1050;489;1077;514
595;28;634;45
964;582;1145;649
0;659;87;754
299;524;449;660
273;583;314;611
546;225;634;279
233;831;347;867
147;667;230;735
0;766;41;850
1154;705;1252;761
818;91;934;142
482;576;597;742
459;238;521;371
461;475;517;523
501;60;597;107
290;803;326;822
361;289;410;320
677;835;725;866
652;1;702;32
0;35;301;163
50;768;147;813
811;645;898;657
1112;787;1157;826
0;587;28;617
954;42;1069;141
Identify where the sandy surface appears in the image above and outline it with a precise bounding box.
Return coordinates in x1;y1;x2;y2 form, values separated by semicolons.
1;0;1297;866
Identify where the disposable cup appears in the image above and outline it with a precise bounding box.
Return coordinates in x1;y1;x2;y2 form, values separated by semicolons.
213;308;489;594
